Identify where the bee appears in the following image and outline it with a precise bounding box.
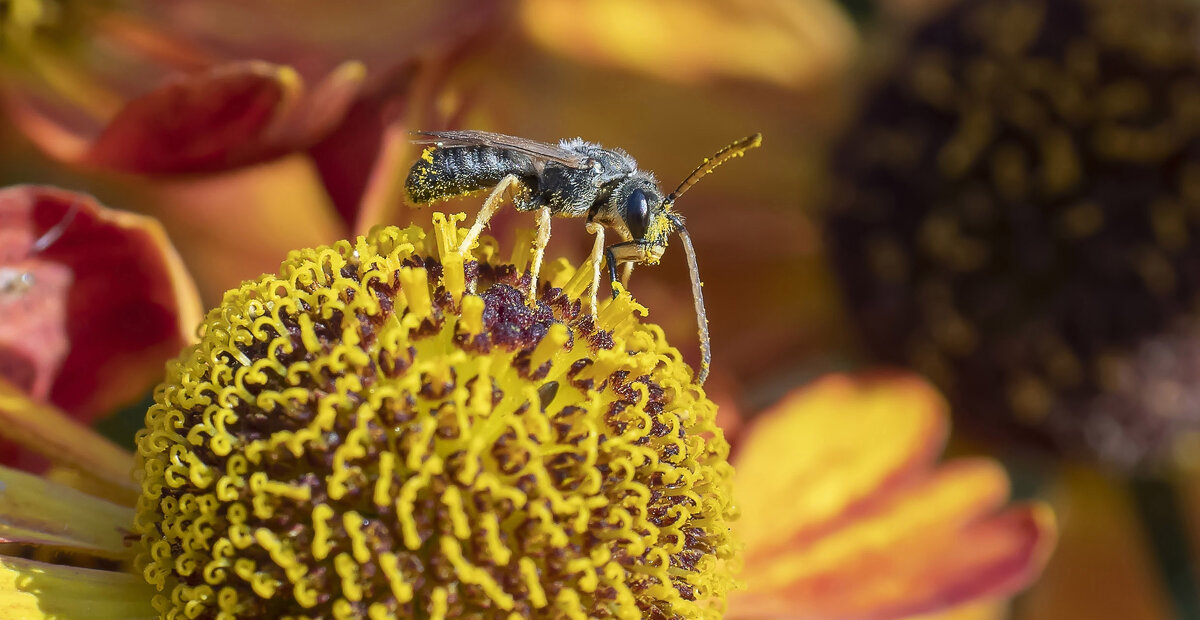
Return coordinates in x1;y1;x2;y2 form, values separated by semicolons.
405;130;763;385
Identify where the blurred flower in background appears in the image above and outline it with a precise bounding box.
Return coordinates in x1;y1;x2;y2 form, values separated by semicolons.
827;0;1200;470
0;185;200;470
826;0;1200;617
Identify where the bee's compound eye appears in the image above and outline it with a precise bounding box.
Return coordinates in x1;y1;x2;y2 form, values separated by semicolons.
625;188;650;240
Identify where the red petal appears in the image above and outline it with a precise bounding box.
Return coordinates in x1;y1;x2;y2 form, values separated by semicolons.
82;61;297;172
0;186;203;422
7;61;360;175
308;61;421;227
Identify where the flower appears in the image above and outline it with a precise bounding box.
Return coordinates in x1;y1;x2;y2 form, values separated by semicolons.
825;0;1200;468
0;185;202;468
0;199;1054;619
729;373;1056;619
134;212;736;618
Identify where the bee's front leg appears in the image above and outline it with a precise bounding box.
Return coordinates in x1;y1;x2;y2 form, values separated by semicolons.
604;246;621;300
527;206;552;302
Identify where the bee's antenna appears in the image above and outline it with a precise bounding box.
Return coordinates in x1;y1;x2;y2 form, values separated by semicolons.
31;202;79;253
666;133;762;206
668;213;710;385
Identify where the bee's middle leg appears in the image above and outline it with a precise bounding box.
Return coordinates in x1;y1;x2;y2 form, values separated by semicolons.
527;206;552;302
619;262;634;288
458;174;521;255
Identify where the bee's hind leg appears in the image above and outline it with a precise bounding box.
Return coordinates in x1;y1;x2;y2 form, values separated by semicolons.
458;174;521;255
619;262;634;288
586;223;605;318
527;205;552;302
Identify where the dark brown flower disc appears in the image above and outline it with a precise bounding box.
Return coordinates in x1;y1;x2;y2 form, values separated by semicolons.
826;0;1200;468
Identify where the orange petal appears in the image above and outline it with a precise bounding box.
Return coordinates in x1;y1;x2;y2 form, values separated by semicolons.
0;186;203;421
730;373;1057;619
733;493;1054;619
741;459;1011;577
733;373;948;554
901;600;1008;620
141;155;346;303
1019;467;1173;620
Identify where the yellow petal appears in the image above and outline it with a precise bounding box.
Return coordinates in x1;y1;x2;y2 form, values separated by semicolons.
734;373;948;553
740;459;1011;585
730;373;1057;619
0;379;136;499
518;0;857;89
0;555;154;619
0;465;133;559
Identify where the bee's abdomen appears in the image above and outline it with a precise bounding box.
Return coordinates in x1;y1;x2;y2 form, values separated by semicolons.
406;146;534;204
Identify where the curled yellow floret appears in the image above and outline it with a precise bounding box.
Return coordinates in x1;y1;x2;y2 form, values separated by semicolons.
133;213;736;619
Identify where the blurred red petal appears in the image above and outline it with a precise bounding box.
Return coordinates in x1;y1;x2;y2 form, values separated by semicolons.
0;261;70;403
10;61;364;175
308;61;421;228
0;186;202;423
85;60;363;173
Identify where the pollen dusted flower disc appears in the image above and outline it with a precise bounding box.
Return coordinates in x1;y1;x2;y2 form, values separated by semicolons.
132;214;736;619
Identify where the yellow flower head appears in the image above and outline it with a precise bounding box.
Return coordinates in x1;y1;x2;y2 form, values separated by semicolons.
132;213;736;619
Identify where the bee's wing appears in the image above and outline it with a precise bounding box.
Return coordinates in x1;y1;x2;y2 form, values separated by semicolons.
411;130;592;169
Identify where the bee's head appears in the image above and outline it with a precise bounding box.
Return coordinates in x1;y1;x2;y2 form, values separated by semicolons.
609;174;674;264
